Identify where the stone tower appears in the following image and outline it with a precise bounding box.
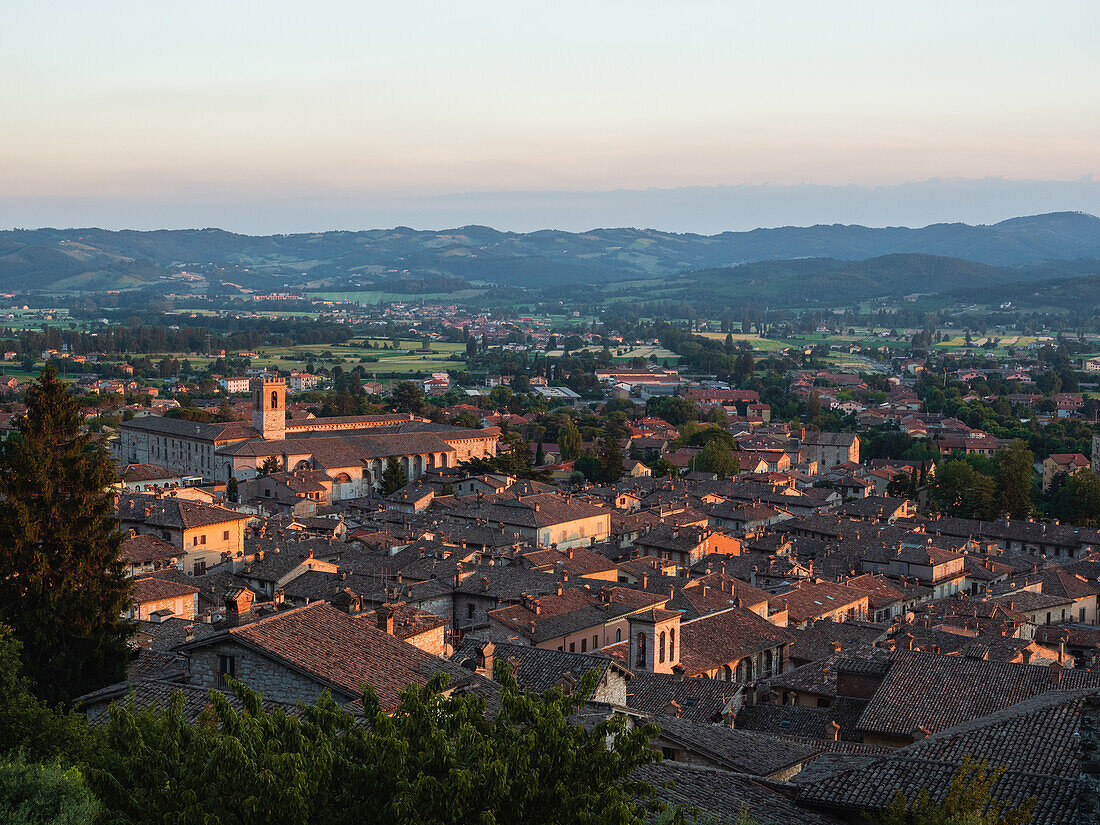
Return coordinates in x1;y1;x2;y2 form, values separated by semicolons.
627;608;681;674
251;376;286;441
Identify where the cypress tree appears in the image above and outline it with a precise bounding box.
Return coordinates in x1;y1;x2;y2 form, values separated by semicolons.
380;457;406;496
0;367;131;704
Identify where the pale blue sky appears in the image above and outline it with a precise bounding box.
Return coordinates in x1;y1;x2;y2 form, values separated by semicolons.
2;1;1098;231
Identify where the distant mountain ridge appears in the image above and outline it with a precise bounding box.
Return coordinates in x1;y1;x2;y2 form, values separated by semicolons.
0;211;1098;292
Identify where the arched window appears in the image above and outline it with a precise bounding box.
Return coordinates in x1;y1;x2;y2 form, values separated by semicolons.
636;632;647;667
615;628;622;642
721;664;733;681
270;390;278;410
669;628;675;660
659;631;666;664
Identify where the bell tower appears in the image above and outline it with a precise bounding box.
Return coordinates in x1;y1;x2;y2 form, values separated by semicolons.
251;376;286;441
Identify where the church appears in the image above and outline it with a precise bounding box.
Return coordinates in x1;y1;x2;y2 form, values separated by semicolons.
117;377;498;500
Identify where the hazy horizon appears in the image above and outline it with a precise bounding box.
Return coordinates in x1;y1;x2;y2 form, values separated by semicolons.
3;177;1099;236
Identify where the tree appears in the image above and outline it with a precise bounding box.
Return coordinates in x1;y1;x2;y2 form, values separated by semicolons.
928;460;997;519
0;368;131;704
1048;471;1100;527
534;440;545;466
875;758;1035;825
599;413;629;483
380;456;406;496
0;626;92;763
994;440;1035;518
558;421;582;461
226;476;239;504
694;441;739;478
84;666;666;825
391;382;426;415
257;456;281;477
0;758;100;825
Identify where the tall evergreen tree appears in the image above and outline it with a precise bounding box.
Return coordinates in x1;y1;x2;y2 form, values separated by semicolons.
0;367;131;704
380;457;407;495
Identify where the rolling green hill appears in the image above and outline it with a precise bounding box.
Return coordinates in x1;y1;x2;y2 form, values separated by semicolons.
1;212;1098;294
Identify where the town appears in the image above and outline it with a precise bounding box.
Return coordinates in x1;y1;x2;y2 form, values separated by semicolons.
2;292;1099;824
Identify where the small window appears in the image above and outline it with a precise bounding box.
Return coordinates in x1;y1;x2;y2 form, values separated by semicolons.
569;642;575;653
661;747;676;761
615;628;622;642
218;654;235;688
192;560;206;576
592;634;598;649
223;531;230;541
581;638;587;653
466;604;475;619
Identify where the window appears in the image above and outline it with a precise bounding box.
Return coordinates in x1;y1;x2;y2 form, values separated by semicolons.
466;604;475;620
581;638;587;653
223;531;230;541
592;634;598;650
615;628;622;642
659;631;666;664
661;747;676;761
193;560;206;576
569;642;575;652
636;632;647;667
271;391;278;410
218;654;235;688
669;628;675;660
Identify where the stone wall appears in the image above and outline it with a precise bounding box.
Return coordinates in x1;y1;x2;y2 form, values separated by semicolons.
187;639;353;705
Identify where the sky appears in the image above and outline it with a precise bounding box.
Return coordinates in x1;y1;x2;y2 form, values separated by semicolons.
2;1;1098;233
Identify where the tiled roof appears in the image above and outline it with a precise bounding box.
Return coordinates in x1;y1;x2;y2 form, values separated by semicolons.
678;607;796;676
797;688;1100;825
768;580;868;624
120;534;180;565
118;493;250;530
652;714;817;776
625;672;738;722
121;463;178;482
734;698;869;742
78;679;301;723
451;640;625;695
132;575;199;603
856;650;1100;737
198;602;491;710
635;762;842;825
786;619;885;666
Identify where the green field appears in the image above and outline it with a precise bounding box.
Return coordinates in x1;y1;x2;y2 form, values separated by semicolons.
696;332;789;352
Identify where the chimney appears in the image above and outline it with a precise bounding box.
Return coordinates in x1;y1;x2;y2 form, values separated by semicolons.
902;633;914;650
377;604;395;635
556;582;564;597
224;588;255;628
1050;661;1062;686
828;720;840;741
476;641;494;679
